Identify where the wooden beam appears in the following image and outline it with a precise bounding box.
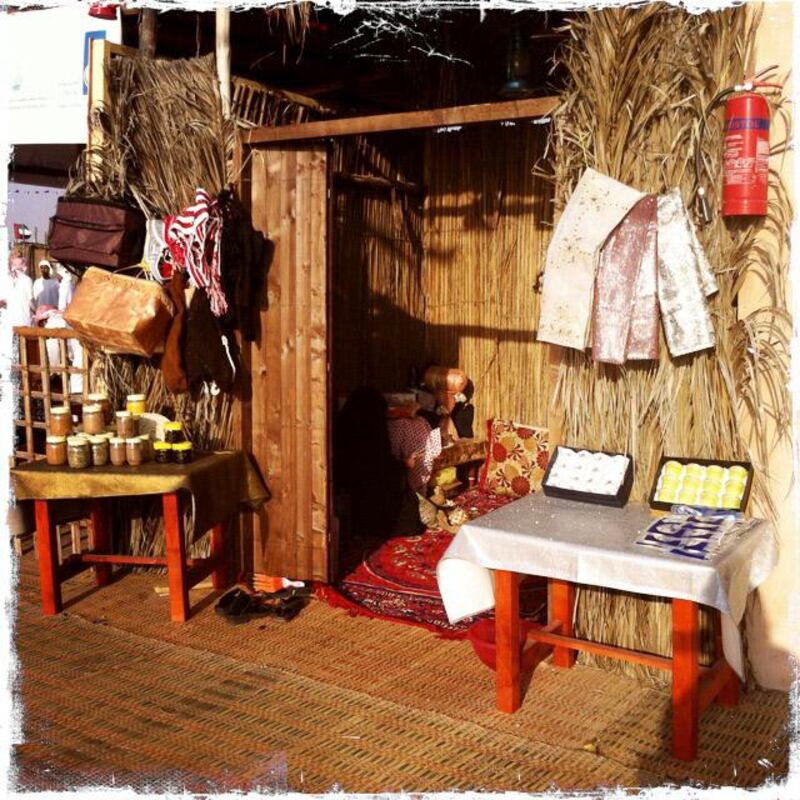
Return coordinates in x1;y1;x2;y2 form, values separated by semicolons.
333;171;427;198
246;96;559;145
139;9;158;58
527;629;674;672
216;8;231;119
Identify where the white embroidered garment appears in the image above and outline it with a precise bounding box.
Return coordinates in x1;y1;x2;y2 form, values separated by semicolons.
437;493;778;679
656;189;718;357
537;168;644;350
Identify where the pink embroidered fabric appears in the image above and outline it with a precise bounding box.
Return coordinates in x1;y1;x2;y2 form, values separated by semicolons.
388;417;443;492
592;195;660;364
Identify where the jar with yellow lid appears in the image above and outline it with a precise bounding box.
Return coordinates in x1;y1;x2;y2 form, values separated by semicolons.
126;394;146;416
173;441;193;465
154;441;173;464
46;436;68;466
49;406;72;437
163;421;185;445
82;404;105;435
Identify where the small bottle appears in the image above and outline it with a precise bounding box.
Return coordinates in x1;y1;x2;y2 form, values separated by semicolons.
82;404;105;435
126;437;143;467
172;441;193;465
109;437;127;466
138;433;153;462
67;436;91;469
49;406;73;437
46;435;68;466
116;410;137;439
154;441;173;464
163;421;185;445
90;435;109;467
126;393;146;416
87;392;112;425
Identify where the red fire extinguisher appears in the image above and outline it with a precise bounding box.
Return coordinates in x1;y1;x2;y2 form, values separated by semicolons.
695;65;782;224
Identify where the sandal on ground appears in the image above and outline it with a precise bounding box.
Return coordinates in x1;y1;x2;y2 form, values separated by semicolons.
214;586;250;616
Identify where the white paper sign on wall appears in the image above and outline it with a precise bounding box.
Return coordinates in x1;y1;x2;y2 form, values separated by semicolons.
2;6;121;145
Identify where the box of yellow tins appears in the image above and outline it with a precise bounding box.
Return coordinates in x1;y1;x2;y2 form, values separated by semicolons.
648;456;753;513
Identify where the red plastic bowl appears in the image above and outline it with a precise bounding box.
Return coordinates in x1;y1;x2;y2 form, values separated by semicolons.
467;618;534;671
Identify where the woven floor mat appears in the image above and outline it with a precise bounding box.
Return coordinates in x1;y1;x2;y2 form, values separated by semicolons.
14;556;790;791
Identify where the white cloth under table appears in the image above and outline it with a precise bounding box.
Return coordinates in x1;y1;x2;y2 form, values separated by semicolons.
437;493;778;678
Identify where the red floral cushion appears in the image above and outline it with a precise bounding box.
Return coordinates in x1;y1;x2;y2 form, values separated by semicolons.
479;419;550;497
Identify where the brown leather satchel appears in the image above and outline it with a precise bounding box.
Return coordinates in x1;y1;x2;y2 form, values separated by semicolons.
64;268;174;357
48;197;146;272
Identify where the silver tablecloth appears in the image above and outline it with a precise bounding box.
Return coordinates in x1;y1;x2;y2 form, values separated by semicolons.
437;493;778;678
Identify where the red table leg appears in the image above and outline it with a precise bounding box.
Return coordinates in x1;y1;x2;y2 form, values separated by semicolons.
210;522;228;591
34;500;61;615
714;610;740;708
672;598;699;760
163;492;190;623
89;499;112;587
549;578;576;668
495;569;521;713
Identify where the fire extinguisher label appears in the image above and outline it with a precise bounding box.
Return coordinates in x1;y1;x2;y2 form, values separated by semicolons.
724;116;770;132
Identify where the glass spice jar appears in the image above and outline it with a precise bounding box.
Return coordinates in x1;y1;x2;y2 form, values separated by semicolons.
109;437;127;466
173;441;193;465
82;403;105;435
87;392;112;425
49;406;72;437
90;435;109;467
116;410;137;439
137;433;152;462
163;421;185;445
46;435;68;466
126;393;146;416
126;437;143;467
67;436;91;469
154;441;173;464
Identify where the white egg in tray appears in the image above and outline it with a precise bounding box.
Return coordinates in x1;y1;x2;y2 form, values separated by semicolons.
545;447;630;496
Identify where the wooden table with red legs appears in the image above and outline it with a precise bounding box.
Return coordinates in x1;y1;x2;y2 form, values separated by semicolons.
13;451;269;623
494;571;740;762
34;492;229;623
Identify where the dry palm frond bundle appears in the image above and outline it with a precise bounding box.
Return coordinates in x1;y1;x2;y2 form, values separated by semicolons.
544;5;791;685
265;2;313;47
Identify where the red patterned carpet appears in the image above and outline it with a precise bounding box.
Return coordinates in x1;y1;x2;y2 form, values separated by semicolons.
319;489;547;637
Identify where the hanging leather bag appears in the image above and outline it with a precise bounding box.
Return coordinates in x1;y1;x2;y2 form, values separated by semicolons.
48;197;146;272
64;268;174;357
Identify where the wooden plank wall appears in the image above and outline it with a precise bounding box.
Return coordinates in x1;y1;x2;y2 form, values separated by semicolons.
245;145;329;581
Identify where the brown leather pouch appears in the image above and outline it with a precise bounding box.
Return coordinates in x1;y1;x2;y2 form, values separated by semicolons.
64;268;174;357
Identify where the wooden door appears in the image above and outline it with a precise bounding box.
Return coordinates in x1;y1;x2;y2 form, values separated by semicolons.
242;143;330;581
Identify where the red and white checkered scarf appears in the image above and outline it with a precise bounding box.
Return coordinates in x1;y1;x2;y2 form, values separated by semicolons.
165;188;227;316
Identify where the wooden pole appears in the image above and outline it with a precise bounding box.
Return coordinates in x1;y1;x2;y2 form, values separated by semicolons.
139;9;158;58
216;8;232;119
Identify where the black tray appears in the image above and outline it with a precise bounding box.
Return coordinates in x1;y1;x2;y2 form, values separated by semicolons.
648;455;753;512
542;445;634;508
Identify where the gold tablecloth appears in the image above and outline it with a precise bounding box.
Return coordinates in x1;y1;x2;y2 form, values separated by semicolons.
12;451;269;537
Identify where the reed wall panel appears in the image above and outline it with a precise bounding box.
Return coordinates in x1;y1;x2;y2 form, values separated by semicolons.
422;123;552;427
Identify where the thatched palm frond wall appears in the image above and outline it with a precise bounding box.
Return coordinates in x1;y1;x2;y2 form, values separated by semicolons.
547;5;791;684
